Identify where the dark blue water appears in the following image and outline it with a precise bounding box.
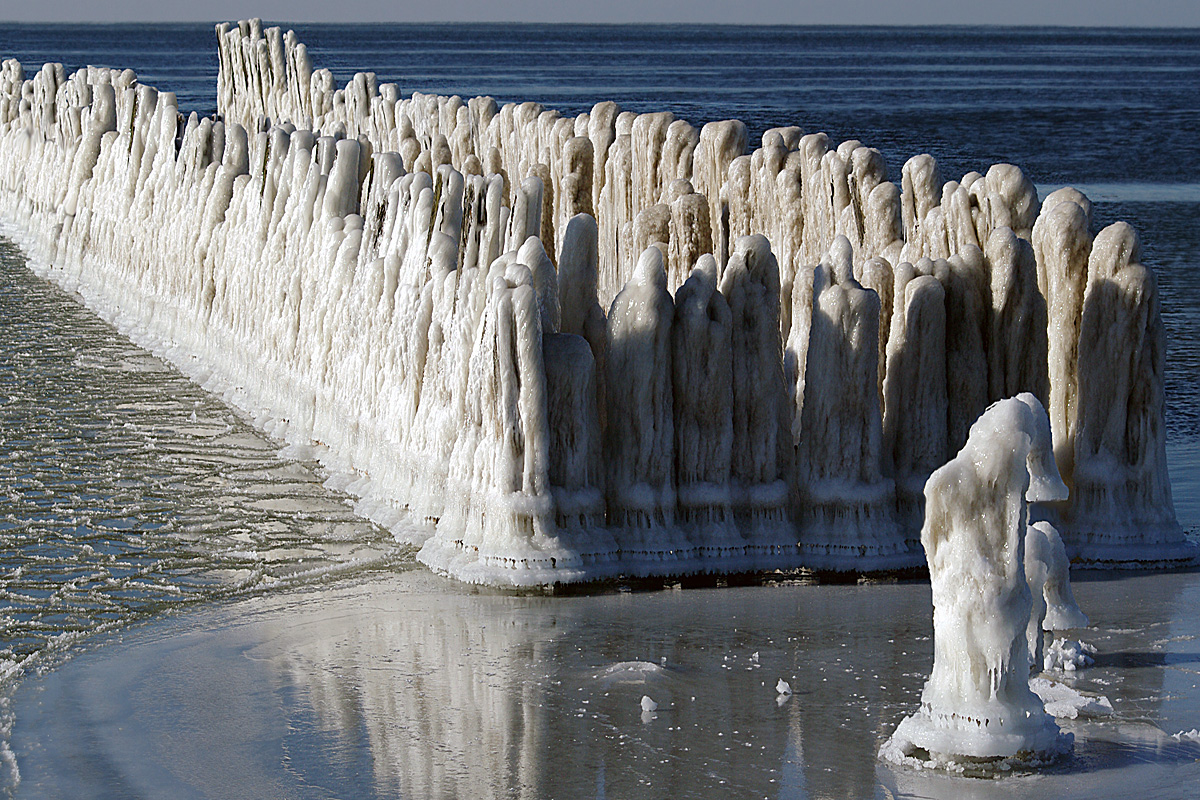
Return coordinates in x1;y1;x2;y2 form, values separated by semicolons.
0;25;1197;792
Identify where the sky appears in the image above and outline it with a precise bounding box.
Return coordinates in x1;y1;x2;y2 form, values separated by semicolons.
3;0;1200;26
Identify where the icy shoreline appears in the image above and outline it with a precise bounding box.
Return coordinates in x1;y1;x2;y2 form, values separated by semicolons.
0;23;1192;585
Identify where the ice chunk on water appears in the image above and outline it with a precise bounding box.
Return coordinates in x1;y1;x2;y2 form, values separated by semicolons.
1031;677;1112;719
1043;638;1096;672
595;661;664;684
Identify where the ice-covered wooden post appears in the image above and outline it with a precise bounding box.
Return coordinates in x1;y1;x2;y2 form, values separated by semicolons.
1068;222;1186;560
883;394;1072;767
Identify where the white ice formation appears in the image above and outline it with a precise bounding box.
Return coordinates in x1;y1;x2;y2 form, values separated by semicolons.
0;21;1190;586
1030;677;1112;719
1028;521;1089;632
882;395;1072;766
1043;638;1096;673
1025;520;1089;670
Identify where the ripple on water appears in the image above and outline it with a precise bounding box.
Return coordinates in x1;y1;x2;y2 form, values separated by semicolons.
0;236;412;688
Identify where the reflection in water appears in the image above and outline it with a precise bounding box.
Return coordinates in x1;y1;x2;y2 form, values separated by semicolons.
17;569;1196;799
261;575;875;798
239;572;1200;798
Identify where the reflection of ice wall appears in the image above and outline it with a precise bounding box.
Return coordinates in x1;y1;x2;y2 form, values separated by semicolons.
0;19;1190;586
252;578;836;799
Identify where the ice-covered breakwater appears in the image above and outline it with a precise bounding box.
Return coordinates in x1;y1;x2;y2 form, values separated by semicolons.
0;23;1189;586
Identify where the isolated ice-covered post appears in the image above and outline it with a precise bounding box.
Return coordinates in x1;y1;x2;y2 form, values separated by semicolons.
883;394;1071;765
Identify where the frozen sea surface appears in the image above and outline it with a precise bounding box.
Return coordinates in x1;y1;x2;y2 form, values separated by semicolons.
8;568;1200;799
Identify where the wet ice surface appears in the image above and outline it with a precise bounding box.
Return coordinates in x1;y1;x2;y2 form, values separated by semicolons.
7;569;1200;799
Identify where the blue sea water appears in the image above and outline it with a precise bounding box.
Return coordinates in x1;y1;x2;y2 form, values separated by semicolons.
0;22;1197;798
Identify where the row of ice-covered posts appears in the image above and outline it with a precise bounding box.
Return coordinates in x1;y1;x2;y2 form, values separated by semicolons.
0;23;1176;576
214;19;1179;560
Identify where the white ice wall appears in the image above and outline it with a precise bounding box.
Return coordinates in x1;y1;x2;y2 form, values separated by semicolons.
0;25;1188;587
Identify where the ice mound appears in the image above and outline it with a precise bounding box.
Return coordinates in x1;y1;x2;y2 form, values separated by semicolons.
0;21;1190;586
1025;520;1089;669
1043;638;1096;673
883;395;1072;768
595;661;666;684
1029;521;1089;631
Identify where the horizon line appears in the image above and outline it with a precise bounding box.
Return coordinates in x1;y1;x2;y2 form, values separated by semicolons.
4;20;1200;29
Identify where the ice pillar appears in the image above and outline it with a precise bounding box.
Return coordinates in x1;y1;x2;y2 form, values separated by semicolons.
1068;222;1186;559
882;271;947;533
605;246;681;555
672;255;738;553
795;237;903;561
720;234;791;549
883;394;1070;766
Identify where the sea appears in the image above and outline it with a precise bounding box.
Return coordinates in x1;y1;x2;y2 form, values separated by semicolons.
0;23;1197;799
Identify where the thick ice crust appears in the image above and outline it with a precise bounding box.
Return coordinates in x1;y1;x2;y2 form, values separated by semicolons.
418;534;926;588
1067;537;1200;569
